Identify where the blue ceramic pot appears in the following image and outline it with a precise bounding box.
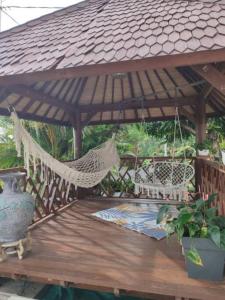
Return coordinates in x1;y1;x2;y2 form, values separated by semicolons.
0;172;35;243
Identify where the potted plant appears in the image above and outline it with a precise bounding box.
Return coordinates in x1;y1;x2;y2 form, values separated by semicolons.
219;140;225;165
196;139;211;157
157;194;225;281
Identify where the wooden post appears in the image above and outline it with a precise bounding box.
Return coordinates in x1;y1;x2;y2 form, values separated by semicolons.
75;110;82;159
69;111;87;199
195;98;206;195
69;111;82;159
195;98;206;144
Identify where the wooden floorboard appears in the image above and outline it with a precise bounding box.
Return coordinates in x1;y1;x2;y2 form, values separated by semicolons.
0;200;225;300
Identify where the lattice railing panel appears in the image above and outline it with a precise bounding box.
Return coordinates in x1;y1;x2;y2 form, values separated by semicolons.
197;158;225;215
0;166;77;224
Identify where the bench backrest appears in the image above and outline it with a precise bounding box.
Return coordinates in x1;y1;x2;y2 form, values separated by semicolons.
134;161;195;187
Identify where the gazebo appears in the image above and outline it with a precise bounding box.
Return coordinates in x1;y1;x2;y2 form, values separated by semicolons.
0;0;225;299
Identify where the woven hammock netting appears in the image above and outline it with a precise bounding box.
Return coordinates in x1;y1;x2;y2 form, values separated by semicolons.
11;112;120;189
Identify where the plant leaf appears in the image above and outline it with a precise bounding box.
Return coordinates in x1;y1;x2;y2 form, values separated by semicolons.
176;225;184;241
187;248;203;266
195;199;205;210
206;193;217;207
188;223;200;237
220;230;225;250
157;205;171;224
200;226;208;238
178;212;192;225
205;207;217;219
208;225;221;248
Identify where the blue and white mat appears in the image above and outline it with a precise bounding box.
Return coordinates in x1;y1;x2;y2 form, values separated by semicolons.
92;203;170;240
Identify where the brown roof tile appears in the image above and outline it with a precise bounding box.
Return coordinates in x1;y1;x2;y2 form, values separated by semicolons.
0;0;225;76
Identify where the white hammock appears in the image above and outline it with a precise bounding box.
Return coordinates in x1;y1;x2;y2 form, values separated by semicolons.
11;112;120;189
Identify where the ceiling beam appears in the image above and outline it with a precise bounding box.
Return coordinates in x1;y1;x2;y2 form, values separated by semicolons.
77;96;197;113
4;84;198;116
192;64;225;96
7;85;77;114
0;48;225;86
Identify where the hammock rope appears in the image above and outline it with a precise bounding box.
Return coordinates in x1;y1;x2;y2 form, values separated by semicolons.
11;112;120;189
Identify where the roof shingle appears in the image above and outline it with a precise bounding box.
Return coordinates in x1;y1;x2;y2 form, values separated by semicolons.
0;0;225;76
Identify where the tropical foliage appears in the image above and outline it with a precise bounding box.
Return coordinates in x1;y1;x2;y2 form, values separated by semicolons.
1;115;225;169
157;194;225;266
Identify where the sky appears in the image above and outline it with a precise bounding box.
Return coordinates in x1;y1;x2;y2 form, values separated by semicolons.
0;0;81;31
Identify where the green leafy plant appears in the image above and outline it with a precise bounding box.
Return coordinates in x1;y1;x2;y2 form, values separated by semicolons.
157;194;225;266
195;139;211;151
219;140;225;151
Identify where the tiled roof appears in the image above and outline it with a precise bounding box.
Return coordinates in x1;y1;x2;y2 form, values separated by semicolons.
0;0;225;76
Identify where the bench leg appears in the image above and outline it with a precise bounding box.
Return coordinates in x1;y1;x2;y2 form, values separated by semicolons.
0;246;7;262
17;240;25;260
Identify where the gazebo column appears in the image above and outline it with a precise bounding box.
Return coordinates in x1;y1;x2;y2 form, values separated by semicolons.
70;111;83;159
70;111;88;199
195;98;206;144
195;98;206;195
75;110;82;159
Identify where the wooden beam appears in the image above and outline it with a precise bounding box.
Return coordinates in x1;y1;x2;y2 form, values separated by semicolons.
0;107;70;126
6;85;77;114
82;112;97;127
179;107;196;124
195;98;206;144
78;96;197;113
181;124;196;135
3;84;197;115
192;64;225;96
1;48;225;87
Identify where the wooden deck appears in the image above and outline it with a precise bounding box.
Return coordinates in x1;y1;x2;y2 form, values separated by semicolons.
0;200;225;300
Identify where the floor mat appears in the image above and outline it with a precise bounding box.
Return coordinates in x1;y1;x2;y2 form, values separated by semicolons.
92;203;174;240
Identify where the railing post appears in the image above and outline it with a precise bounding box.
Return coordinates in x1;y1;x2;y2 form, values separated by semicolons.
195;157;201;197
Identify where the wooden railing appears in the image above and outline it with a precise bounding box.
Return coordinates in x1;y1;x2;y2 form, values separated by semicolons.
197;158;225;215
0;166;77;224
4;156;225;224
94;156;196;199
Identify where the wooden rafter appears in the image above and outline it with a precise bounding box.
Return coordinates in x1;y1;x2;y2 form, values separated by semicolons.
192;64;225;96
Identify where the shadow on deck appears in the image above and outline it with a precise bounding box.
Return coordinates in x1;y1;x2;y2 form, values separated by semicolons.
0;200;224;300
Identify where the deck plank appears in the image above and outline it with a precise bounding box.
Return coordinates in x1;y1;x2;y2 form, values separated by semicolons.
0;200;225;300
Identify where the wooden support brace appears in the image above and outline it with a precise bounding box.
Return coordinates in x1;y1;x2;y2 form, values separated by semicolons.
181;124;196;135
192;64;225;96
179;107;196;124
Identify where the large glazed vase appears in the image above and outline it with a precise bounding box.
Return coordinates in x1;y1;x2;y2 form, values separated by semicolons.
0;172;35;243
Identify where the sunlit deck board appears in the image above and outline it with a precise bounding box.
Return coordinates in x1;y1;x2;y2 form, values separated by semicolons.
0;200;225;300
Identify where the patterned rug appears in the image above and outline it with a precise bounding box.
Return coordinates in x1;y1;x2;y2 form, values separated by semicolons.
92;203;175;240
